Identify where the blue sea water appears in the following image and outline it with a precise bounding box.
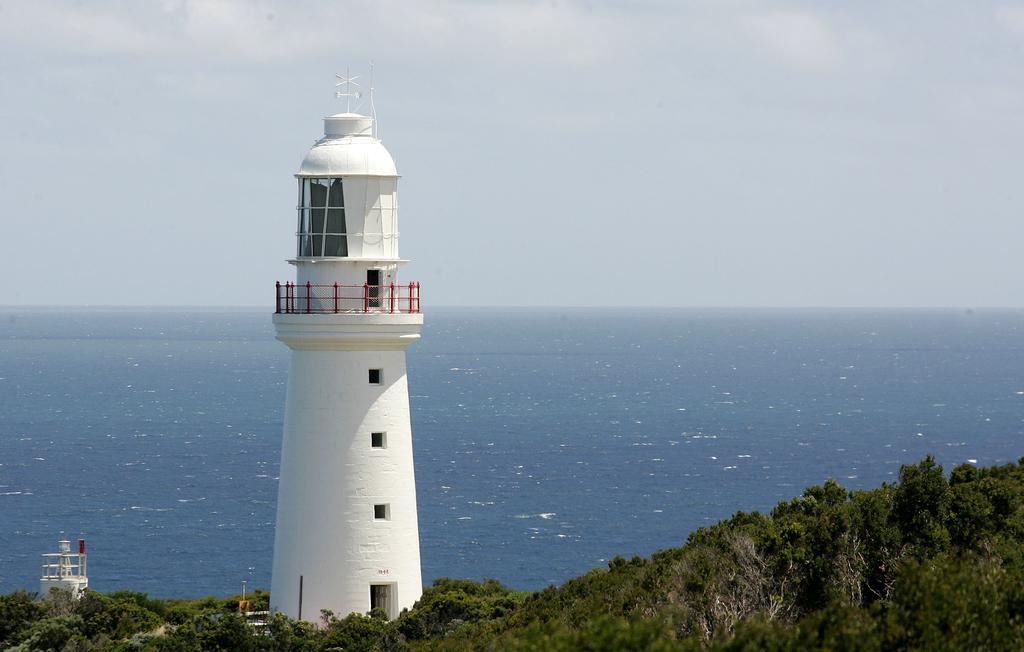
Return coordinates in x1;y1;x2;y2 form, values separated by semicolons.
1;308;1022;598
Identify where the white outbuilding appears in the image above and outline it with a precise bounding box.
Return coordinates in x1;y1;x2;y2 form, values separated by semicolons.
269;96;424;622
40;538;88;597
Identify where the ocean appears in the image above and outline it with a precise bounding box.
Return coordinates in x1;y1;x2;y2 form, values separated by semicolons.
1;308;1022;598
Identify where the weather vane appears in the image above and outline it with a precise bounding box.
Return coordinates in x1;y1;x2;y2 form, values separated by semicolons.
333;64;378;137
334;68;362;113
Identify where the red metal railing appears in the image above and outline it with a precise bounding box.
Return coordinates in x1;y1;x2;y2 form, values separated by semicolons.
275;282;421;314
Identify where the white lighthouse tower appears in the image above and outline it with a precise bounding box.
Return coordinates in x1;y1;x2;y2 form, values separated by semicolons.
270;81;424;621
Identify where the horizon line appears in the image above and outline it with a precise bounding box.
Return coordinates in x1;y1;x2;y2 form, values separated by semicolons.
1;304;1021;312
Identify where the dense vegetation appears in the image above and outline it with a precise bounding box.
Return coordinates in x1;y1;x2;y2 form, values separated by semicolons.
3;455;1023;650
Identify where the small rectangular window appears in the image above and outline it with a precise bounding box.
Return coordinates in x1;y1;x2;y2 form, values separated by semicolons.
374;504;390;520
371;432;386;448
368;369;382;385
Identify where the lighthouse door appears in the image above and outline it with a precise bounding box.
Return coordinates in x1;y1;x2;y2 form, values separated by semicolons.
367;270;382;309
370;583;394;617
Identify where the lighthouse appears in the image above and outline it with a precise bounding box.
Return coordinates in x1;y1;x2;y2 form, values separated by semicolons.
270;83;424;621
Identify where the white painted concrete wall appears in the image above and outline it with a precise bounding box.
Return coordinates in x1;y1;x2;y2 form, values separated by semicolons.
40;577;88;597
295;260;400;289
270;313;423;621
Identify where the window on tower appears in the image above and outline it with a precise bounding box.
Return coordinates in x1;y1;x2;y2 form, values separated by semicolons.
297;178;347;257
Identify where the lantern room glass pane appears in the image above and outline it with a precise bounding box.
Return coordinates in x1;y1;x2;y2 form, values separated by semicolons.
296;182;305;257
309;180;327;256
309;180;328;228
326;213;346;256
325;179;347;256
328;178;344;207
297;178;349;257
324;235;345;257
325;208;345;235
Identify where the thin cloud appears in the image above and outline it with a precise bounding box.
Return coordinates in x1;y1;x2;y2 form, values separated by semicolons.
0;2;175;54
739;10;841;70
0;0;623;66
0;1;857;76
995;5;1024;36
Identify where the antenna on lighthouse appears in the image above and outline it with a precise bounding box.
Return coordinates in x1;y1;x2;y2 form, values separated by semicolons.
368;61;379;140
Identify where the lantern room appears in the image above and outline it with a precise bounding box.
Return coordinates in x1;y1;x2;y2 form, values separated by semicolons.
294;113;400;261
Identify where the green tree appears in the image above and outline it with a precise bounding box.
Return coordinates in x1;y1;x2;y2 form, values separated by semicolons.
6;615;85;651
398;578;522;640
884;554;1024;650
892;456;950;555
319;610;399;651
195;612;264;652
0;590;43;647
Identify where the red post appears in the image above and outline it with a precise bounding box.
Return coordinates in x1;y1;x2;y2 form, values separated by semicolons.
416;282;421;313
275;282;281;314
78;539;85;555
389;283;395;314
363;283;369;313
333;282;339;313
305;281;312;314
408;282;414;313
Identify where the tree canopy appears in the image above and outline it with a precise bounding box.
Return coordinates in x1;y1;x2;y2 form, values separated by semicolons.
3;455;1023;650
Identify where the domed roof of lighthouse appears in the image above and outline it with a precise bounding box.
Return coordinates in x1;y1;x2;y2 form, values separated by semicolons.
297;112;398;177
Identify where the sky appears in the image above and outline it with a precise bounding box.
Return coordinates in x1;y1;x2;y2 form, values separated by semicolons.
1;0;1023;307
